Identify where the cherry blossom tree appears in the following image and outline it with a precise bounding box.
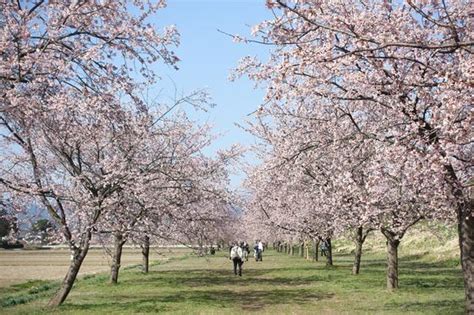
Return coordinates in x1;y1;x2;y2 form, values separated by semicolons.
0;94;161;305
236;0;472;309
0;0;182;306
99;119;236;283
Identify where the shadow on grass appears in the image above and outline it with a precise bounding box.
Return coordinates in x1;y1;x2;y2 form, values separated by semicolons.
62;288;334;313
3;250;464;313
115;254;462;292
384;298;464;314
119;267;337;288
65;262;337;313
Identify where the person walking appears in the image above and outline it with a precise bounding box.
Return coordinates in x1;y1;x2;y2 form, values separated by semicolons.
230;242;244;276
241;241;249;262
258;240;264;261
320;240;328;257
254;241;259;261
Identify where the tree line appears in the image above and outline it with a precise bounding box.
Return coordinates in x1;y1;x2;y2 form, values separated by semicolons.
0;0;236;307
238;0;472;312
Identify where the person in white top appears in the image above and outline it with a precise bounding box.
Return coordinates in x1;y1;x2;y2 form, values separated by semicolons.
229;242;244;276
255;240;264;261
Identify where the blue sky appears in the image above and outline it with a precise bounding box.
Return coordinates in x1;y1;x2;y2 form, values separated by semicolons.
151;0;273;188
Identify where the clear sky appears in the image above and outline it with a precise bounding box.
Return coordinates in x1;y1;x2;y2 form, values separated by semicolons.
151;0;273;188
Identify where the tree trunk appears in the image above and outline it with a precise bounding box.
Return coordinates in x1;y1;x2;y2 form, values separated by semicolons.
458;199;474;313
352;227;363;275
110;232;126;284
446;164;474;312
325;238;333;266
290;243;294;255
313;239;319;262
300;242;304;257
142;235;150;273
442;155;473;312
48;234;91;307
386;237;400;290
305;242;310;260
197;238;204;256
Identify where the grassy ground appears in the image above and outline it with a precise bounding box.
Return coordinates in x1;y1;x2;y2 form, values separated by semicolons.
0;247;464;314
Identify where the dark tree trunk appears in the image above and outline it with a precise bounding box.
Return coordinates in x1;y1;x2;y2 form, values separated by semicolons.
381;227;401;290
352;227;371;275
386;237;400;290
352;227;364;275
290;243;294;256
110;232;126;284
381;224;416;291
48;232;91;307
325;238;333;266
141;235;150;273
444;162;474;312
313;239;319;262
458;198;474;313
435;151;474;312
300;242;304;257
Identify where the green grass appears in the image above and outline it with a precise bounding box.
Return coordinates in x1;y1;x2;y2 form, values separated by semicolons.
0;248;464;314
0;280;59;308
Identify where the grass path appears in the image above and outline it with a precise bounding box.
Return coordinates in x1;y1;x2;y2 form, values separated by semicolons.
0;249;464;314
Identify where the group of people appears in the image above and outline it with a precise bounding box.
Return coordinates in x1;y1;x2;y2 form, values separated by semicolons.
228;240;330;276
229;240;264;276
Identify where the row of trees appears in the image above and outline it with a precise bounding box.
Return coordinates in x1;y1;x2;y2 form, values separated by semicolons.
0;0;235;307
239;0;472;312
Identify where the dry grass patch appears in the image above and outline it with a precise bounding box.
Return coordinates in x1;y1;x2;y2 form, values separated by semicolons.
0;247;189;288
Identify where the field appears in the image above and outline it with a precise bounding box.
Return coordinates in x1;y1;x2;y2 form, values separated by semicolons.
0;247;187;289
0;234;465;314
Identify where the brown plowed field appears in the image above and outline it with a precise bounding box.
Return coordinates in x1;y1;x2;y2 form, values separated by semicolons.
0;247;187;288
